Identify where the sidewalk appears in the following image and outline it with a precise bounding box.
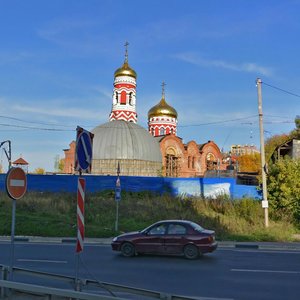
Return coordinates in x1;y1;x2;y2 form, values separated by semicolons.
1;236;300;251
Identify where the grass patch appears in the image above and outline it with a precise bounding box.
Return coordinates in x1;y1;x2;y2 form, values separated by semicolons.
0;191;298;241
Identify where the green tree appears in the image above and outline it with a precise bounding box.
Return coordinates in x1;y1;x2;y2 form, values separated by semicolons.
265;133;290;162
295;115;300;130
267;157;300;223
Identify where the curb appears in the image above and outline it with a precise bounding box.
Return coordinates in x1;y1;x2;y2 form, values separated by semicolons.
1;236;300;251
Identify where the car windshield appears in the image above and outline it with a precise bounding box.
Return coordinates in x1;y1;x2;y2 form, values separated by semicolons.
190;222;204;232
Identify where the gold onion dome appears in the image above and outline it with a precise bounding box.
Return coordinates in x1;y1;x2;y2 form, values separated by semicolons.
114;61;137;79
114;42;137;79
148;96;178;119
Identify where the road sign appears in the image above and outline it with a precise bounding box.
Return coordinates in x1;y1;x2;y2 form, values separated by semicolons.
6;167;27;200
75;127;94;173
115;176;121;201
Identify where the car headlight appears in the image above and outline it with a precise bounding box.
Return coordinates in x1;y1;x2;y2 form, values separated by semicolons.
112;237;118;242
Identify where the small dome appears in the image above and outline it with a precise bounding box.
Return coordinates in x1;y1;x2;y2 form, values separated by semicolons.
92;120;161;162
148;97;178;119
114;61;137;79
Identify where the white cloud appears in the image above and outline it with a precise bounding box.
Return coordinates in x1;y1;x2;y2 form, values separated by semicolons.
174;52;273;76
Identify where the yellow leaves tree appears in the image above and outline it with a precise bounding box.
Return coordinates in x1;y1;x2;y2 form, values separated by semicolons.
236;153;261;173
58;158;65;172
34;168;45;174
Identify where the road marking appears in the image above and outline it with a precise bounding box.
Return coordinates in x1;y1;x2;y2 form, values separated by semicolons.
231;269;300;274
17;259;67;264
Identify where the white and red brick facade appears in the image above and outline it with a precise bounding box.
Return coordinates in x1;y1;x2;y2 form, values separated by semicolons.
148;115;177;137
109;75;137;123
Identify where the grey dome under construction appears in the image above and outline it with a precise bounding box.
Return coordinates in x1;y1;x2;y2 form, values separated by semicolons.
91;120;162;176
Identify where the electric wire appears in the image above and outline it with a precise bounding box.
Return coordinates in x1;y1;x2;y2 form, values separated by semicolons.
0;115;73;127
0;123;73;131
178;115;257;127
262;82;300;99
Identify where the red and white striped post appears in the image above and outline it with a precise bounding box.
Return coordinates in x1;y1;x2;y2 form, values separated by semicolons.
76;177;86;253
74;126;93;291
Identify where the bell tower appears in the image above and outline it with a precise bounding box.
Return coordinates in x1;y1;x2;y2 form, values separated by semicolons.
148;82;178;137
109;42;138;123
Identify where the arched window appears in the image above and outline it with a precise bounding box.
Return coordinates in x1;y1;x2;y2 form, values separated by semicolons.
165;147;178;177
120;91;126;104
160;127;165;135
129;92;133;105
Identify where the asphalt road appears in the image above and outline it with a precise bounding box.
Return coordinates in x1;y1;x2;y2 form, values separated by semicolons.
0;241;300;300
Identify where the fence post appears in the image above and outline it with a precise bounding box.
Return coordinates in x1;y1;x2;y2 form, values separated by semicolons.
0;265;9;298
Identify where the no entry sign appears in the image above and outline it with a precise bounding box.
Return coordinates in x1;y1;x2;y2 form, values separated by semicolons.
6;167;27;200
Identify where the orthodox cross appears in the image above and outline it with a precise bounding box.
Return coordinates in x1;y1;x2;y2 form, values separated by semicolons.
161;81;166;98
124;41;129;62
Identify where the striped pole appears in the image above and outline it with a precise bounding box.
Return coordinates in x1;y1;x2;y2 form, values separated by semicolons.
76;177;86;253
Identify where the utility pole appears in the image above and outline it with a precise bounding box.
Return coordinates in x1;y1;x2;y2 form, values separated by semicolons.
256;78;269;228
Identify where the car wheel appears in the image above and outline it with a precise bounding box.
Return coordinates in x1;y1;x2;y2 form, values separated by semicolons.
183;244;199;259
121;242;135;257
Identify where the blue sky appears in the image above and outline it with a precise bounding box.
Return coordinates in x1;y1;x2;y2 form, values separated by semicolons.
0;0;299;172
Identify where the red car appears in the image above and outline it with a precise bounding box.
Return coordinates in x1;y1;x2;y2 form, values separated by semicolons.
111;220;218;259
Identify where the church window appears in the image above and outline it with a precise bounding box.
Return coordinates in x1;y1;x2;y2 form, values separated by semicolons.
188;156;191;168
120;91;126;105
129;92;133;105
192;157;195;169
165;150;178;177
160;127;165;135
151;128;154;136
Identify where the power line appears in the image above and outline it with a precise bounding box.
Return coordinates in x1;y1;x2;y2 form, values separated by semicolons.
0;123;73;131
178;115;257;127
262;82;300;99
0;115;74;128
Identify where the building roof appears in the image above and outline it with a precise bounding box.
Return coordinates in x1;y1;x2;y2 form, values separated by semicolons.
91;120;162;162
12;157;28;165
148;96;178;119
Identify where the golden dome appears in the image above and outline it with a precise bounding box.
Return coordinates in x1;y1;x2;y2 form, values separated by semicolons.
114;61;137;79
114;41;137;79
148;96;178;119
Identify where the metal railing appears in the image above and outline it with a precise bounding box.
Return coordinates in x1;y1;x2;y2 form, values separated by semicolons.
0;264;200;300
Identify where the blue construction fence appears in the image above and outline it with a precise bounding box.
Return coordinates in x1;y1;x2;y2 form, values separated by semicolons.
0;173;260;199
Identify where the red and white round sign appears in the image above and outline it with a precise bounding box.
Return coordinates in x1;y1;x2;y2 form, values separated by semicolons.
6;167;27;200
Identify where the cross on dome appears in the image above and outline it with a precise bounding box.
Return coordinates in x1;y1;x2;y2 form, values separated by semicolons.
124;41;129;63
161;81;166;98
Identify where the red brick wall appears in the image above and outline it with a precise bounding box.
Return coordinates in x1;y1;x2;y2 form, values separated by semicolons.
63;141;76;174
159;135;226;177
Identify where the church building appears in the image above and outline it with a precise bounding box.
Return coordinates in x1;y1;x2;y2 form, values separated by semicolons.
63;44;226;177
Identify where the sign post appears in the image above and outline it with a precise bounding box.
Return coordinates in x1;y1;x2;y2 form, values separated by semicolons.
115;162;121;232
6;167;27;280
74;126;93;291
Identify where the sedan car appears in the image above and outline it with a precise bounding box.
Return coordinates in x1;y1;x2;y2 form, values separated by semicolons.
111;220;217;259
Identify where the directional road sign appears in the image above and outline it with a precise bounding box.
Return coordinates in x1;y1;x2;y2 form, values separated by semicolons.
75;127;94;173
6;167;27;200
